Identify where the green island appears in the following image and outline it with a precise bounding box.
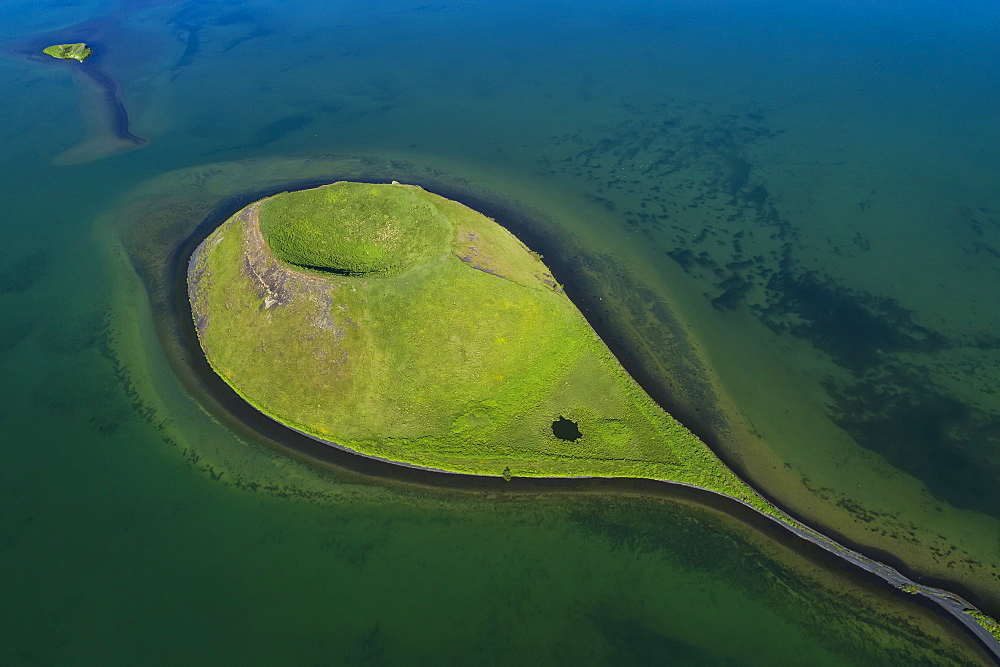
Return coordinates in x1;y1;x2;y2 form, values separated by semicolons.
188;181;773;513
42;43;92;62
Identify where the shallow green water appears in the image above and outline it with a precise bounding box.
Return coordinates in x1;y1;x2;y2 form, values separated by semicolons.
2;0;999;663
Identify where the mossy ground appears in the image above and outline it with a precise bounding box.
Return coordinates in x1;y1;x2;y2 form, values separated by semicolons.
189;182;772;513
42;43;92;62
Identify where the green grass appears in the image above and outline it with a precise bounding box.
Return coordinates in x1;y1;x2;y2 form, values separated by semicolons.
189;182;775;514
258;182;451;276
42;43;92;62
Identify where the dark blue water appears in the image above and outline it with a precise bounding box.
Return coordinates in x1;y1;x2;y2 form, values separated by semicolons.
2;0;999;662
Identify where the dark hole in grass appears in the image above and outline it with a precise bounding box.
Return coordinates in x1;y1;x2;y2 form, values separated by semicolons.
552;416;582;441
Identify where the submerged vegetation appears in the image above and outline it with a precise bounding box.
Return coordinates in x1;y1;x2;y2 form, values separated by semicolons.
188;182;772;513
42;43;92;62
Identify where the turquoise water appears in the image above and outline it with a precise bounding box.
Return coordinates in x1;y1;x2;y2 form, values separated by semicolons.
2;0;999;662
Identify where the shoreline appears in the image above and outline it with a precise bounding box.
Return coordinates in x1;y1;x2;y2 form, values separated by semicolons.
288;419;1000;657
148;169;1000;660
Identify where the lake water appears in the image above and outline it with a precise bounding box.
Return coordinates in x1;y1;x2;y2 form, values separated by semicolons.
2;0;999;663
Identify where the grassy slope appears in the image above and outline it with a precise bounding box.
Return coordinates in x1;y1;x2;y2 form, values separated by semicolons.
190;183;773;513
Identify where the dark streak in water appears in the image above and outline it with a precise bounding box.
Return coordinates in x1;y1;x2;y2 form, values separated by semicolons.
592;609;720;665
825;365;1000;517
759;268;946;372
173;24;201;69
243;115;314;150
0;249;47;295
13;30;147;156
75;59;146;146
223;27;274;53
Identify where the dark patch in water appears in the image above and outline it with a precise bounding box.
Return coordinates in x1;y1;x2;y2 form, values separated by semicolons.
825;367;1000;517
0;310;35;357
711;272;752;310
223;27;273;52
167;0;242;70
212;9;258;26
172;23;201;69
356;623;384;665
0;249;47;295
758;269;945;371
78;64;146;145
666;247;696;270
245;115;313;149
591;610;723;666
724;154;751;195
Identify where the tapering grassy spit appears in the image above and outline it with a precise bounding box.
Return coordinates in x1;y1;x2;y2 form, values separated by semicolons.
42;43;92;62
966;609;1000;643
188;182;777;515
